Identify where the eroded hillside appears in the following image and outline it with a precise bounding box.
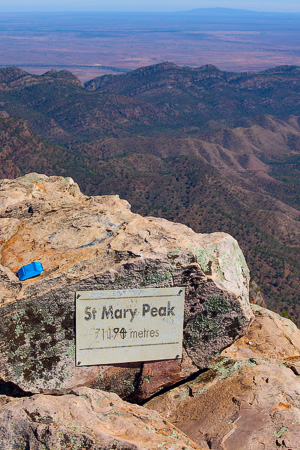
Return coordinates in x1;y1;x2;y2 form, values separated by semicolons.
0;63;299;323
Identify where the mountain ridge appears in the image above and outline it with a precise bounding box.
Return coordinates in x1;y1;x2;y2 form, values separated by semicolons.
0;63;299;323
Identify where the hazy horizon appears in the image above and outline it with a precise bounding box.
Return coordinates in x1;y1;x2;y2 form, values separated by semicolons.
2;2;300;13
1;4;300;80
2;8;300;14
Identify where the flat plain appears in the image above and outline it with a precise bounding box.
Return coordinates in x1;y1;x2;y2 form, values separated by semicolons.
1;9;300;81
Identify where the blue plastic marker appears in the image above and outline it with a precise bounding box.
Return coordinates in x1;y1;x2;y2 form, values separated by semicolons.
18;262;44;281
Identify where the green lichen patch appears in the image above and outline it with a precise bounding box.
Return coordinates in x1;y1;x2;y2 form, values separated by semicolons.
111;261;173;290
1;295;75;390
66;344;75;359
20;173;48;184
184;293;243;349
209;357;259;380
204;295;232;313
210;358;244;380
196;313;220;336
193;387;208;398
273;426;288;438
167;247;181;260
193;248;215;276
185;311;221;348
94;366;142;399
144;376;154;384
141;269;173;287
56;431;94;450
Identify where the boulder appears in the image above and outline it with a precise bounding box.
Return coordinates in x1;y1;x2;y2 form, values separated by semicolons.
0;173;253;400
146;306;300;450
0;386;203;450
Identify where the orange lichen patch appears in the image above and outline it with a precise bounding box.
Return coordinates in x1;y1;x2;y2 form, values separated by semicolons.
1;234;25;267
2;231;111;287
285;356;300;361
34;182;47;193
1;213;111;274
272;403;291;412
278;403;291;409
152;429;170;437
271;403;291;412
5;245;100;275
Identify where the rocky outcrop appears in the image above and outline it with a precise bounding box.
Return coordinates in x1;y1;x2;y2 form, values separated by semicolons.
0;387;203;450
0;173;253;400
146;306;300;450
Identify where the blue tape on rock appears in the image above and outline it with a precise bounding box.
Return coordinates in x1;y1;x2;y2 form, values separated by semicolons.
18;262;44;281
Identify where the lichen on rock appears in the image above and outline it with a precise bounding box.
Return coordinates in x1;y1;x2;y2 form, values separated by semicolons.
145;306;300;450
0;173;253;400
0;387;203;450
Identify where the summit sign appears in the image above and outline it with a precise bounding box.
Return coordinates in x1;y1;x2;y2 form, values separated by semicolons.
76;287;184;366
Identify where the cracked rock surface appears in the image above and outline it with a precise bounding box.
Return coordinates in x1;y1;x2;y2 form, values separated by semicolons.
0;387;204;450
0;173;253;400
146;306;300;450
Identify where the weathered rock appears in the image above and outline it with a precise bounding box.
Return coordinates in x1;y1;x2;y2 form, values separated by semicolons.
0;173;253;400
249;280;267;307
146;306;300;450
221;304;300;361
0;386;204;450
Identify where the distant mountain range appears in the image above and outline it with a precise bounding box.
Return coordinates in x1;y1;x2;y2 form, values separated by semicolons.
185;8;300;15
0;63;299;323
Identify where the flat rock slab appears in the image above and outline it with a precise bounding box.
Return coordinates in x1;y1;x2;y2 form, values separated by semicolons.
0;174;253;400
0;387;204;450
146;306;300;450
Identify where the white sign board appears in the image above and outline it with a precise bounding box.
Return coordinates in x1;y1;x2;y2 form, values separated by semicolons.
76;287;184;366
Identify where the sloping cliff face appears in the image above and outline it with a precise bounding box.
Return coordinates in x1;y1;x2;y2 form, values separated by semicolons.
1;173;300;450
146;306;300;450
0;173;252;400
